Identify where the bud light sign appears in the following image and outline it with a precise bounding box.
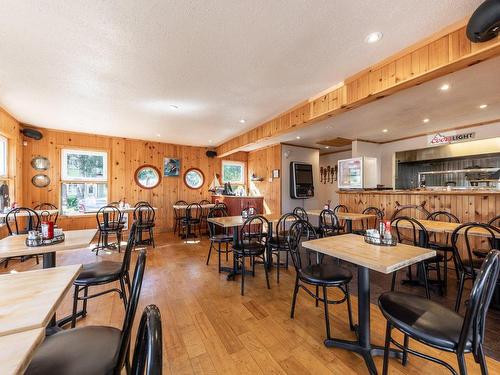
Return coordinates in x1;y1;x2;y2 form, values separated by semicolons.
427;131;475;147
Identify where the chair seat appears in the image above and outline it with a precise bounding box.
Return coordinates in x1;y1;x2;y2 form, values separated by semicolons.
429;241;453;251
210;233;233;242
378;291;472;352
232;241;265;255
268;235;289;248
75;261;122;285
25;326;121;375
300;263;352;285
99;223;123;231
137;222;155;229
181;218;200;224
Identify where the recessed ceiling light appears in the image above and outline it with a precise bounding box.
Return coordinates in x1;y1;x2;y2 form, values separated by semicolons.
440;83;450;91
479;104;488;109
296;136;301;140
156;134;161;137
325;146;330;149
422;118;430;123
169;104;179;109
208;139;212;143
382;129;388;133
364;32;383;44
239;119;246;124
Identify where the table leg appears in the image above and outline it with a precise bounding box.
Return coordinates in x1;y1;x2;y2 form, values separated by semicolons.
266;222;273;270
345;219;353;233
324;266;402;375
43;252;56;269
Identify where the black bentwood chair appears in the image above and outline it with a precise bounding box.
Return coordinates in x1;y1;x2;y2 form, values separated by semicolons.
232;215;271;296
319;209;341;237
131;305;163;375
332;204;349;233
451;222;500;312
288;220;354;339
269;213;300;283
379;250;500;375
173;200;188;235
181;203;203;238
353;206;384;235
95;205;124;255
26;249;147;375
5;207;40;267
206;207;232;272
134;203;156;248
34;202;59;225
70;223;138;328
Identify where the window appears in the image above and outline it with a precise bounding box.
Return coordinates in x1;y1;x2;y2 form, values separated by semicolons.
135;165;161;189
61;149;108;214
221;160;245;185
184;168;204;189
0;136;7;177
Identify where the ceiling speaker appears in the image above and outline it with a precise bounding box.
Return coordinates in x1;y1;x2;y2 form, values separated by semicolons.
467;0;500;43
21;128;43;140
206;150;217;158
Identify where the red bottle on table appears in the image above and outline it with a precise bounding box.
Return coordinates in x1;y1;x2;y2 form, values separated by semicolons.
41;220;54;240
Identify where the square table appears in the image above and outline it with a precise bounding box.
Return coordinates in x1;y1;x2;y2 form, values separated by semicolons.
0;328;45;375
306;209;376;233
302;234;435;375
0;229;97;268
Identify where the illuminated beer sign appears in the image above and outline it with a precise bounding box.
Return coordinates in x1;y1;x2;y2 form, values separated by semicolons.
427;131;475;146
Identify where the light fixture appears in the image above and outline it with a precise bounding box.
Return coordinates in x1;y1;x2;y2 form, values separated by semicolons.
208;139;212;143
382;129;388;133
422;118;430;123
169;104;179;109
156;134;161;137
440;83;450;91
239;119;246;124
479;104;488;109
325;146;330;149
296;136;301;139
364;32;383;44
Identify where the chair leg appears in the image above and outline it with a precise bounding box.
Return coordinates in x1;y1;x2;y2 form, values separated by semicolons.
225;242;229;261
290;275;299;318
206;242;213;265
150;228;155;248
125;272;132;294
315;285;319;307
252;255;255;277
382;322;391;375
402;334;409;366
391;271;397;291
119;277;128;309
277;251;280;284
457;353;468;375
218;243;221;273
82;286;89;317
240;256;245;296
477;344;489;375
345;285;355;331
71;285;79;328
443;253;448;293
455;273;466;312
322;286;331;339
263;255;270;290
420;262;431;299
435;258;443;295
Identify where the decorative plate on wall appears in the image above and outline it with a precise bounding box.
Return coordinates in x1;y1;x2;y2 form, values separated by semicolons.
184;168;204;189
32;174;50;188
30;156;50;171
135;165;161;189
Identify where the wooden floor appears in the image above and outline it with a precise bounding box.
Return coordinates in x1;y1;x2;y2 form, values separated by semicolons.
3;232;500;375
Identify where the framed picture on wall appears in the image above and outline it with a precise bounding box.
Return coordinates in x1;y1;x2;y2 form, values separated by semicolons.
164;158;180;176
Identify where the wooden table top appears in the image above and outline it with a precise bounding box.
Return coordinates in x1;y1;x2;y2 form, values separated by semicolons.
0;328;44;375
173;203;215;210
302;234;436;274
0;229;97;258
306;210;376;220
0;264;81;337
0;210;58;219
62;206;157;217
207;214;284;228
391;219;499;238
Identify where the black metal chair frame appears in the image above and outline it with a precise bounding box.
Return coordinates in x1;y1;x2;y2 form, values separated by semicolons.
353;206;384;235
134;204;155;248
288;220;355;339
181;203;203;239
206;207;232;272
333;204;349;232
319;209;341;237
4;207;40;267
70;223;138;328
451;222;500;312
173;200;188;235
269;213;300;283
199;199;211;234
232;215;271;296
292;206;308;221
33;202;59;225
380;250;500;375
94;205;124;255
488;214;500;226
131;305;163;375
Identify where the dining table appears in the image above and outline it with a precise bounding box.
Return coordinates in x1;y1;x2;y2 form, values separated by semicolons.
302;234;435;375
306;209;377;233
0;264;81;375
0;209;59;219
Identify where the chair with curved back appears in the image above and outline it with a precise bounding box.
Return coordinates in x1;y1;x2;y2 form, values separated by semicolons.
451;222;500;312
390;200;430;220
378;250;499;375
94;205;124;255
332;204;349;233
25;249;147;375
133;203;155;248
70;222;138;328
34;203;59;225
135;201;150;207
173;200;188;235
206;207;233;272
232;215;271;296
488;214;500;227
391;216;434;299
199;199;212;234
4;207;40;267
426;210;460;292
269;213;300;283
319;209;341;237
292;207;308;221
181;203;203;238
131;304;163;375
353;206;384;235
288;220;355;339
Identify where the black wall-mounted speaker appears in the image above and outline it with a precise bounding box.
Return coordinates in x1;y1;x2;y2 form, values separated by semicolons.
21;128;43;140
206;150;217;158
467;0;500;43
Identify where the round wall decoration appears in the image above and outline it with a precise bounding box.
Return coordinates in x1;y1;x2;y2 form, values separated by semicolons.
184;168;204;189
31;156;50;171
32;174;50;188
134;165;161;189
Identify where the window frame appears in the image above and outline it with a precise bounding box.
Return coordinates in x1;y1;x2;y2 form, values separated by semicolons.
221;160;246;185
61;148;108;182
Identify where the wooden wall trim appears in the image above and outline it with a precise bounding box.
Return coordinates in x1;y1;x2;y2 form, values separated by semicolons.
216;19;500;157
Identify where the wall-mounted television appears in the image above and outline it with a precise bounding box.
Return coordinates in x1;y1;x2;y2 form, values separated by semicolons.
290;162;314;199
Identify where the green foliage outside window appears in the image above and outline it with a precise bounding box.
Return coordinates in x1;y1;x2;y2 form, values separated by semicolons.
223;165;243;183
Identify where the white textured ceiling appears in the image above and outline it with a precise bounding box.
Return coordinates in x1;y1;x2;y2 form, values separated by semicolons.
0;0;482;146
257;56;500;153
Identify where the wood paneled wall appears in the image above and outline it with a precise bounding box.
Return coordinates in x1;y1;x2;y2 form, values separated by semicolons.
22;127;249;232
216;22;500;156
247;144;282;215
